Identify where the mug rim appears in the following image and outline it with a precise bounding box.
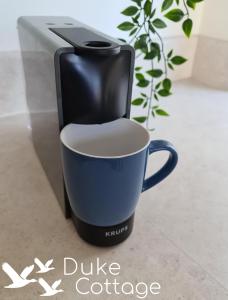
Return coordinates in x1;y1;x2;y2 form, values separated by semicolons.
60;118;151;159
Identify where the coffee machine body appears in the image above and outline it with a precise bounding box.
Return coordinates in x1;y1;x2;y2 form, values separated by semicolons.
18;17;134;219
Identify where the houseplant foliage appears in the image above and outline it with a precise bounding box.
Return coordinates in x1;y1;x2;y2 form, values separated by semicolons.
118;0;204;129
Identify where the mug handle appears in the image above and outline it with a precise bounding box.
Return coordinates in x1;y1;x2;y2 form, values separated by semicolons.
142;140;178;192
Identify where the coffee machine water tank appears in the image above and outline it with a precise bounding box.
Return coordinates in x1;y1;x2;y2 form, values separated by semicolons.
18;16;135;218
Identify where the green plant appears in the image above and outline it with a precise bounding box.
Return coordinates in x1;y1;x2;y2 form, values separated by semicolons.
118;0;204;129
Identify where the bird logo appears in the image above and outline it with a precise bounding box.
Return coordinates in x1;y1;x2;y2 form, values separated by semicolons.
38;278;64;297
34;258;55;273
2;263;36;288
2;258;64;297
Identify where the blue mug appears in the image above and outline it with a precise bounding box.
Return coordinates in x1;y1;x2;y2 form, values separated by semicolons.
60;118;178;246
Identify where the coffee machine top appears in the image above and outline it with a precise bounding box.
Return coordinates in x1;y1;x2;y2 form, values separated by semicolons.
18;16;135;127
50;27;121;56
18;16;133;56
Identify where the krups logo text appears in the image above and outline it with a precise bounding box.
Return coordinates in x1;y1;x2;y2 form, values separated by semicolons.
105;226;128;237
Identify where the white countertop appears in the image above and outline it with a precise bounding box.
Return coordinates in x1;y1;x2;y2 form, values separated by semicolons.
1;80;228;299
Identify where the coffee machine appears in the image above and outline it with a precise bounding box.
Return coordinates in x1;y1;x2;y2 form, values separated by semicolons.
18;17;134;222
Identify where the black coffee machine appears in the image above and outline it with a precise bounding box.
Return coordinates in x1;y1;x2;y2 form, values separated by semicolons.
18;17;134;222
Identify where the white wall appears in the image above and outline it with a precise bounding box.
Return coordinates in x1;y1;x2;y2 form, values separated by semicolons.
200;0;228;41
0;0;204;51
192;0;228;90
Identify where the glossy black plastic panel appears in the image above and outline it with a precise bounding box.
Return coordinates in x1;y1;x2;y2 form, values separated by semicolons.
60;51;132;125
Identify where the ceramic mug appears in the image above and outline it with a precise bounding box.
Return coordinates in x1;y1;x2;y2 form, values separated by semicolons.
60;118;178;246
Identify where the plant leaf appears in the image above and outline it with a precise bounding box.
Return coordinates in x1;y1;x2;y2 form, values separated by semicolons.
175;0;180;4
168;62;174;70
150;9;156;18
144;50;157;59
136;73;145;80
132;13;140;24
122;6;138;16
167;49;173;58
117;22;135;31
149;23;156;33
134;35;148;52
155;109;169;116
155;82;162;89
161;0;173;12
137;79;150;87
151;42;161;61
158;89;171;96
164;9;184;22
143;102;147;108
144;0;152;16
151;42;160;51
186;0;196;9
191;0;204;2
135;66;142;71
152;18;167;29
163;78;172;90
141;93;147;97
182;18;193;38
132;98;144;105
147;69;163;78
130;27;138;36
171;55;187;65
133;116;147;123
154;94;159;101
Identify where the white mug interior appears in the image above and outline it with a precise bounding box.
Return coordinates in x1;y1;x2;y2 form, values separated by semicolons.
60;118;150;158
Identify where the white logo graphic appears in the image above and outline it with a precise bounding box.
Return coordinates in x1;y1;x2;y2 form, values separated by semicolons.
35;258;55;273
2;258;63;297
2;263;36;288
38;278;64;297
